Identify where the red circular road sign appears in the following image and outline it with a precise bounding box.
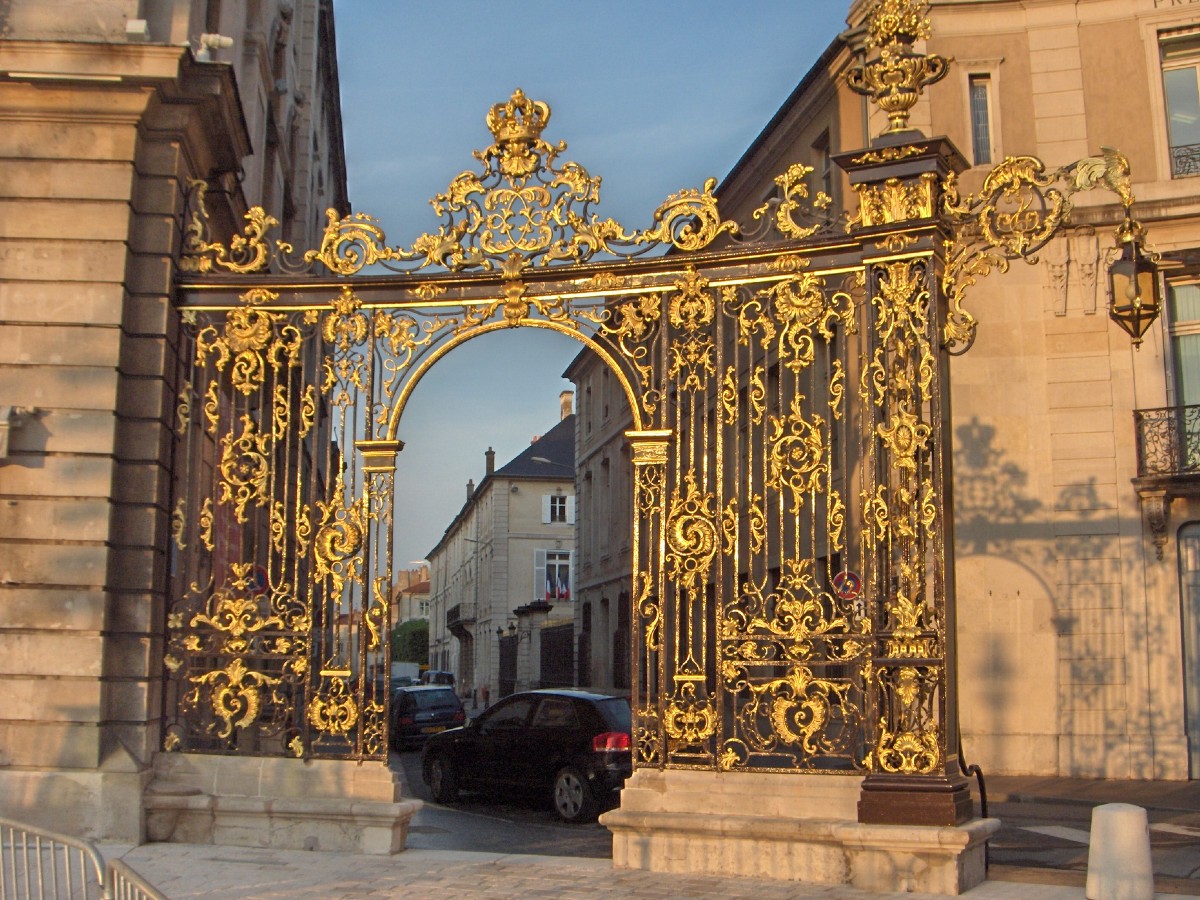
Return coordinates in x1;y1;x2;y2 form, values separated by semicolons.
832;570;862;601
250;565;269;596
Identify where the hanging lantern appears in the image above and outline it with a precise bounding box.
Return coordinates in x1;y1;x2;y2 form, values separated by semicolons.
1108;216;1162;347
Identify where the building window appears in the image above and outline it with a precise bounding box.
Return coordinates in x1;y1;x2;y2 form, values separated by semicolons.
1162;30;1200;177
1169;281;1200;407
812;129;833;203
419;600;429;617
543;493;575;524
550;494;567;522
535;549;571;602
968;74;993;166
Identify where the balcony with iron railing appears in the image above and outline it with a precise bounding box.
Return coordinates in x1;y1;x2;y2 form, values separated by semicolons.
1172;143;1200;178
1134;404;1200;482
446;602;476;638
1132;404;1200;559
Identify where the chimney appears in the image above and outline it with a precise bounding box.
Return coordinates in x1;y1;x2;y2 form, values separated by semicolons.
560;390;574;420
466;478;475;502
485;446;495;475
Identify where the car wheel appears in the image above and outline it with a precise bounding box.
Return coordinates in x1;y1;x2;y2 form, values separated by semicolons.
553;765;598;823
427;754;458;804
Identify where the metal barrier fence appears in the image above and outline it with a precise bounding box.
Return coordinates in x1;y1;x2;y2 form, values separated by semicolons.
0;818;165;900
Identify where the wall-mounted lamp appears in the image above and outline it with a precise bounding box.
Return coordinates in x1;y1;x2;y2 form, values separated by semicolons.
195;33;234;62
1108;215;1162;348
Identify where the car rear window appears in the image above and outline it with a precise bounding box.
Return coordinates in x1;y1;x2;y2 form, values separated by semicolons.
411;689;458;710
594;697;631;732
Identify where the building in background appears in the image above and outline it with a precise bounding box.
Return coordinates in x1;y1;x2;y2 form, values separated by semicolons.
0;0;347;840
392;565;431;627
427;393;577;705
563;356;633;695
571;0;1200;781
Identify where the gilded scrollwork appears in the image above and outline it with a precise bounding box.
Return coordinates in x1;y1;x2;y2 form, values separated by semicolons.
182;91;738;277
218;415;272;523
849;173;937;230
188;658;283;740
941;148;1146;354
307;674;359;736
768;396;828;514
180;179;283;274
875;666;940;774
195;297;301;397
664;679;717;745
312;475;366;600
664;471;718;595
752;163;831;241
190;562;284;655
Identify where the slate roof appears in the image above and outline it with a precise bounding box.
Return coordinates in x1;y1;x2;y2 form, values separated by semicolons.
496;413;575;478
426;414;575;558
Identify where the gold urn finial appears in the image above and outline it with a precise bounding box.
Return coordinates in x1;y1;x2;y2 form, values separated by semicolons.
486;88;550;149
847;0;949;137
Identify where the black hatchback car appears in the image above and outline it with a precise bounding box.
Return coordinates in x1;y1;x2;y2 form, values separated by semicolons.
421;689;631;822
390;685;465;751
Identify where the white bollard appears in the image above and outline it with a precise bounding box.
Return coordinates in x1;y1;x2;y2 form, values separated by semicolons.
1085;802;1155;900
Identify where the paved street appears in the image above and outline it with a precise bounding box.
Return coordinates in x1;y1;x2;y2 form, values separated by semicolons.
98;770;1200;898
394;746;1200;890
393;748;613;858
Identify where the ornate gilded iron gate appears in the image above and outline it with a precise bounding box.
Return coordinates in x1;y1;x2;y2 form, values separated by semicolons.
165;85;902;766
167;6;1151;820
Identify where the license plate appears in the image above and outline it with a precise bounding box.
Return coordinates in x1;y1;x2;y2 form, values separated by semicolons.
421;725;446;734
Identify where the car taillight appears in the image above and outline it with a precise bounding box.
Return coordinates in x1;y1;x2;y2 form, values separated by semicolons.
452;709;466;723
592;731;630;752
398;716;414;725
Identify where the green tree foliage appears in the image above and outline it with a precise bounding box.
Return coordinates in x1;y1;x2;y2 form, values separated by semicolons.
392;618;429;664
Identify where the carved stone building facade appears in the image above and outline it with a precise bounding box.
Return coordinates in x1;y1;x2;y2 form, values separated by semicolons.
0;0;349;842
572;0;1200;781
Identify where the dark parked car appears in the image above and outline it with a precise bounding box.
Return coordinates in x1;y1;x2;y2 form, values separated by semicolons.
390;685;465;751
419;670;456;686
421;689;631;823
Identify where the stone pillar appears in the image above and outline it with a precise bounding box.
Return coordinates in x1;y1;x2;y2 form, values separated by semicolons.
0;43;252;842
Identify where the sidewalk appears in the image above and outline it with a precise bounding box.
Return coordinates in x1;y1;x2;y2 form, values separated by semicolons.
107;843;1093;900
101;774;1200;899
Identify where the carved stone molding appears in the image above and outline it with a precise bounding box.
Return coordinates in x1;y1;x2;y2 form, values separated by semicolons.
1070;232;1100;315
1140;489;1171;561
1043;237;1068;316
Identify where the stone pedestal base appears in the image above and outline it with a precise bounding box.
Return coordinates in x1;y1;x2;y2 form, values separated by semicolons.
144;754;421;855
600;769;998;895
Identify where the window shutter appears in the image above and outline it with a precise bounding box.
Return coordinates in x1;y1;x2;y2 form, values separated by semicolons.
541;494;552;524
566;495;576;524
534;548;548;603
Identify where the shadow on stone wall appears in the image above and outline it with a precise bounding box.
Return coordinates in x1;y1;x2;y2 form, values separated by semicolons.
952;414;1167;778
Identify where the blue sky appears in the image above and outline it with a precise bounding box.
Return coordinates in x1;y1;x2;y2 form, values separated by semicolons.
332;1;851;566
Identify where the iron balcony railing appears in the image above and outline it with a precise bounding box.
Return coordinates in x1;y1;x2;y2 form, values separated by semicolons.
446;602;475;630
1134;404;1200;478
1171;143;1200;178
0;816;166;899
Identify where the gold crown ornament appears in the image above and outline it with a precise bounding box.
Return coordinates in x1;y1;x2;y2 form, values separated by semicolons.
486;88;550;148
